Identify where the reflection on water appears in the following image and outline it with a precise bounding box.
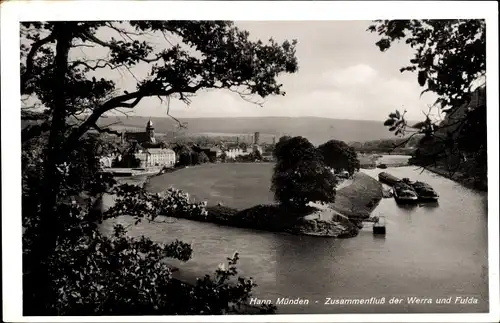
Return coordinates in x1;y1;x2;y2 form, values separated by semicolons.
396;203;419;212
419;202;440;209
101;164;488;314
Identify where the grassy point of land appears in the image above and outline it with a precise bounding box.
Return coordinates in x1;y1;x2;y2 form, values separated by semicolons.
144;163;383;237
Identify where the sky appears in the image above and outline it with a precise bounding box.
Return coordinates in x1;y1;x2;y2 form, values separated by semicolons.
74;21;438;121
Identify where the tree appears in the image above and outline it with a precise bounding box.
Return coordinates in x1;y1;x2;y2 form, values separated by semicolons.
271;136;337;209
318;140;360;176
368;20;486;179
177;151;193;167
272;135;292;159
239;142;248;152
196;151;210;164
252;149;263;161
220;151;227;163
21;20;297;315
121;154;141;168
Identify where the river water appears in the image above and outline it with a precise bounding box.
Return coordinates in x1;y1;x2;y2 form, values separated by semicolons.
101;158;489;314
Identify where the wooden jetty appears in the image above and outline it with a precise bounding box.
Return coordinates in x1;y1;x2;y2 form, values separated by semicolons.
373;216;386;235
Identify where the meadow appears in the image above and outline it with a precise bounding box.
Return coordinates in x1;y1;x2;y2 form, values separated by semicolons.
146;162;382;221
146;163;276;210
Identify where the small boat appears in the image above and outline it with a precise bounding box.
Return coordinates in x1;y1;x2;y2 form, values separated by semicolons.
378;172;401;186
393;182;418;204
411;181;439;201
377;163;388;169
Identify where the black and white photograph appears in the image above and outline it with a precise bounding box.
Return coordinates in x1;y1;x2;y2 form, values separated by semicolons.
2;1;499;322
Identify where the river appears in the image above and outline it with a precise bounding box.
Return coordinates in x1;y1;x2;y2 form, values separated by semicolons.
100;158;489;314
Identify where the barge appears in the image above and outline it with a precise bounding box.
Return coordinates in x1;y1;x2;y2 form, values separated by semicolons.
378;172;402;186
401;178;439;202
411;181;439;201
392;182;419;204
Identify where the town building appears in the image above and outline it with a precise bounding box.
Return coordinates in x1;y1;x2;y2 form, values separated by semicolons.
121;119;157;146
226;147;246;159
121;119;176;168
128;144;176;168
224;143;263;160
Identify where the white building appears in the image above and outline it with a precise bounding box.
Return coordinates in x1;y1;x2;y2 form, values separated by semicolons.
224;144;263;159
133;148;176;167
226;148;243;159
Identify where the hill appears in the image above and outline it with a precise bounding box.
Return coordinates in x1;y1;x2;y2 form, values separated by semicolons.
97;116;399;145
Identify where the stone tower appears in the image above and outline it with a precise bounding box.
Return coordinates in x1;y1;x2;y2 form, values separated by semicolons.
254;132;260;145
146;119;156;143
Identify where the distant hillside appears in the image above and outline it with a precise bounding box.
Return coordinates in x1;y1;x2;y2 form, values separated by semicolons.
97;116;399;145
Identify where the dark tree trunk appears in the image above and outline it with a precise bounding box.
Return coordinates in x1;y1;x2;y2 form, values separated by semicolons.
25;23;73;315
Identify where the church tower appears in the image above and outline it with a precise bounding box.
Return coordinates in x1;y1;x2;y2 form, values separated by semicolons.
146;119;156;143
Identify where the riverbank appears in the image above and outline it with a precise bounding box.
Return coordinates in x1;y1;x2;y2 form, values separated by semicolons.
424;165;487;191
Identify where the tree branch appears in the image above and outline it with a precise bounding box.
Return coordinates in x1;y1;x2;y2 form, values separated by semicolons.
389;132;421;150
159;95;185;129
82;32;162;63
70;59;125;71
90;124;122;137
21;33;56;91
63;82;205;153
106;22;146;41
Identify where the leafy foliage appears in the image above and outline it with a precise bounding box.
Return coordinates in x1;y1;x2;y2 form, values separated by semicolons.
21;21;298;144
368;19;487;183
194;151;210;164
220;151;228;163
252;149;263;161
368;20;485;112
272;135;293;159
317;140;360;176
271;136;337;208
22;20;296;315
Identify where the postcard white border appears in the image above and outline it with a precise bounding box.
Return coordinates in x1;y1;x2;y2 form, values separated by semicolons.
2;1;499;322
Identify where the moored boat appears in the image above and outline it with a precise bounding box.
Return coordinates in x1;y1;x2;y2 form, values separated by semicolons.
392;182;418;204
378;172;401;186
411;181;439;201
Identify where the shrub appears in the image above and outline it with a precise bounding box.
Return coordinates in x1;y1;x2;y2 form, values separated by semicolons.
197;152;210;164
207;205;239;221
